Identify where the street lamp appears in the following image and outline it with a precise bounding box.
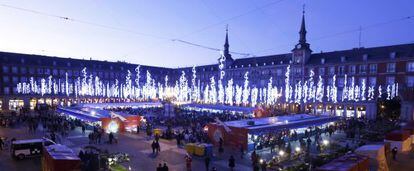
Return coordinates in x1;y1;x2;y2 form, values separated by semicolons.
278;150;285;156
295;147;301;153
322;139;329;146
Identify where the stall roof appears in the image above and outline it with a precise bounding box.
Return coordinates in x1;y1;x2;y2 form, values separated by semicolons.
45;144;80;160
57;107;135;122
223;114;339;134
77;102;162;109
181;103;255;113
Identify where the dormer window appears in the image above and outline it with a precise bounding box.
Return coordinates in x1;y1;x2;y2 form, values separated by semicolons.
363;54;368;61
272;62;274;65
321;58;325;64
341;56;346;63
390;52;396;59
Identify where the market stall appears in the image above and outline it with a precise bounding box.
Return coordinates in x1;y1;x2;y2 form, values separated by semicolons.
181;103;255;116
384;130;411;152
57;107;141;133
316;153;369;171
206;114;339;151
355;145;389;171
402;122;414;144
78;102;163;109
42;144;81;171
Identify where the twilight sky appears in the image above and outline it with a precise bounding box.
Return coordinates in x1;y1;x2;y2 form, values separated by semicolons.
0;0;413;68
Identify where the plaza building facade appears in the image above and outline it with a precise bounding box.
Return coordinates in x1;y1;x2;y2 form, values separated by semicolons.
1;13;414;120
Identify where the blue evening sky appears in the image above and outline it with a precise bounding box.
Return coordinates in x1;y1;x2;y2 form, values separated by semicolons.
0;0;413;68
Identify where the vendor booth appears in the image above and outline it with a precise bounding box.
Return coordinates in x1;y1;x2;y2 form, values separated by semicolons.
384;130;411;152
57;107;141;133
316;153;369;171
181;103;255;117
206;114;339;151
355;145;389;171
42;144;81;171
402;121;414;144
77;102;163;109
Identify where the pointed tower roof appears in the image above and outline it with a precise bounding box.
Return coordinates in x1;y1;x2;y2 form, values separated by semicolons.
299;6;307;44
224;25;229;55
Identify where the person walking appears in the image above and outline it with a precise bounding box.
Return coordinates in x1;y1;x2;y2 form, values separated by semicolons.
392;147;398;161
228;155;235;171
109;132;114;144
204;156;210;171
152;141;157;154
240;145;244;159
156;141;161;153
81;124;86;134
185;154;192;171
156;163;163;171
162;162;169;171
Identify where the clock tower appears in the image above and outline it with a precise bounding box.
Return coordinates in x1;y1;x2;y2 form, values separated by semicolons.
292;8;312;64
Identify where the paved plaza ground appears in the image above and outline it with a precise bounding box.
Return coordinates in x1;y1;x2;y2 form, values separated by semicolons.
2;124;414;171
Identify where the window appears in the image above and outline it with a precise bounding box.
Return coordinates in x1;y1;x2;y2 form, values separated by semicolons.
369;77;376;86
276;69;282;76
338;78;344;87
390;52;396;59
341;56;346;62
407;76;414;87
295;68;302;75
321;58;325;64
349;65;356;75
12;67;18;74
386;76;395;85
37;68;43;74
329;67;335;75
363;54;368;61
407;62;414;72
338;66;345;75
3;76;9;83
2;66;9;73
387;63;396;73
12;77;18;83
359;65;367;74
3;87;10;95
369;64;377;73
20;67;27;74
44;69;50;75
319;67;325;75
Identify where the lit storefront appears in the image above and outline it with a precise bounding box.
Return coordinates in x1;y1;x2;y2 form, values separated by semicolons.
336;105;344;117
346;106;355;118
30;98;37;110
9;99;24;111
356;106;366;118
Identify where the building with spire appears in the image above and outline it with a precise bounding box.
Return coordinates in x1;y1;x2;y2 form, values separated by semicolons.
0;10;413;121
221;25;234;69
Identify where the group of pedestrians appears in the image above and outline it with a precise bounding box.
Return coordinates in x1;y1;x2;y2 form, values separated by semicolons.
156;162;169;171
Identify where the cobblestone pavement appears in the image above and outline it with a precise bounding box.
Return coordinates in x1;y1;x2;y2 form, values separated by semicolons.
0;125;253;171
3;124;414;171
